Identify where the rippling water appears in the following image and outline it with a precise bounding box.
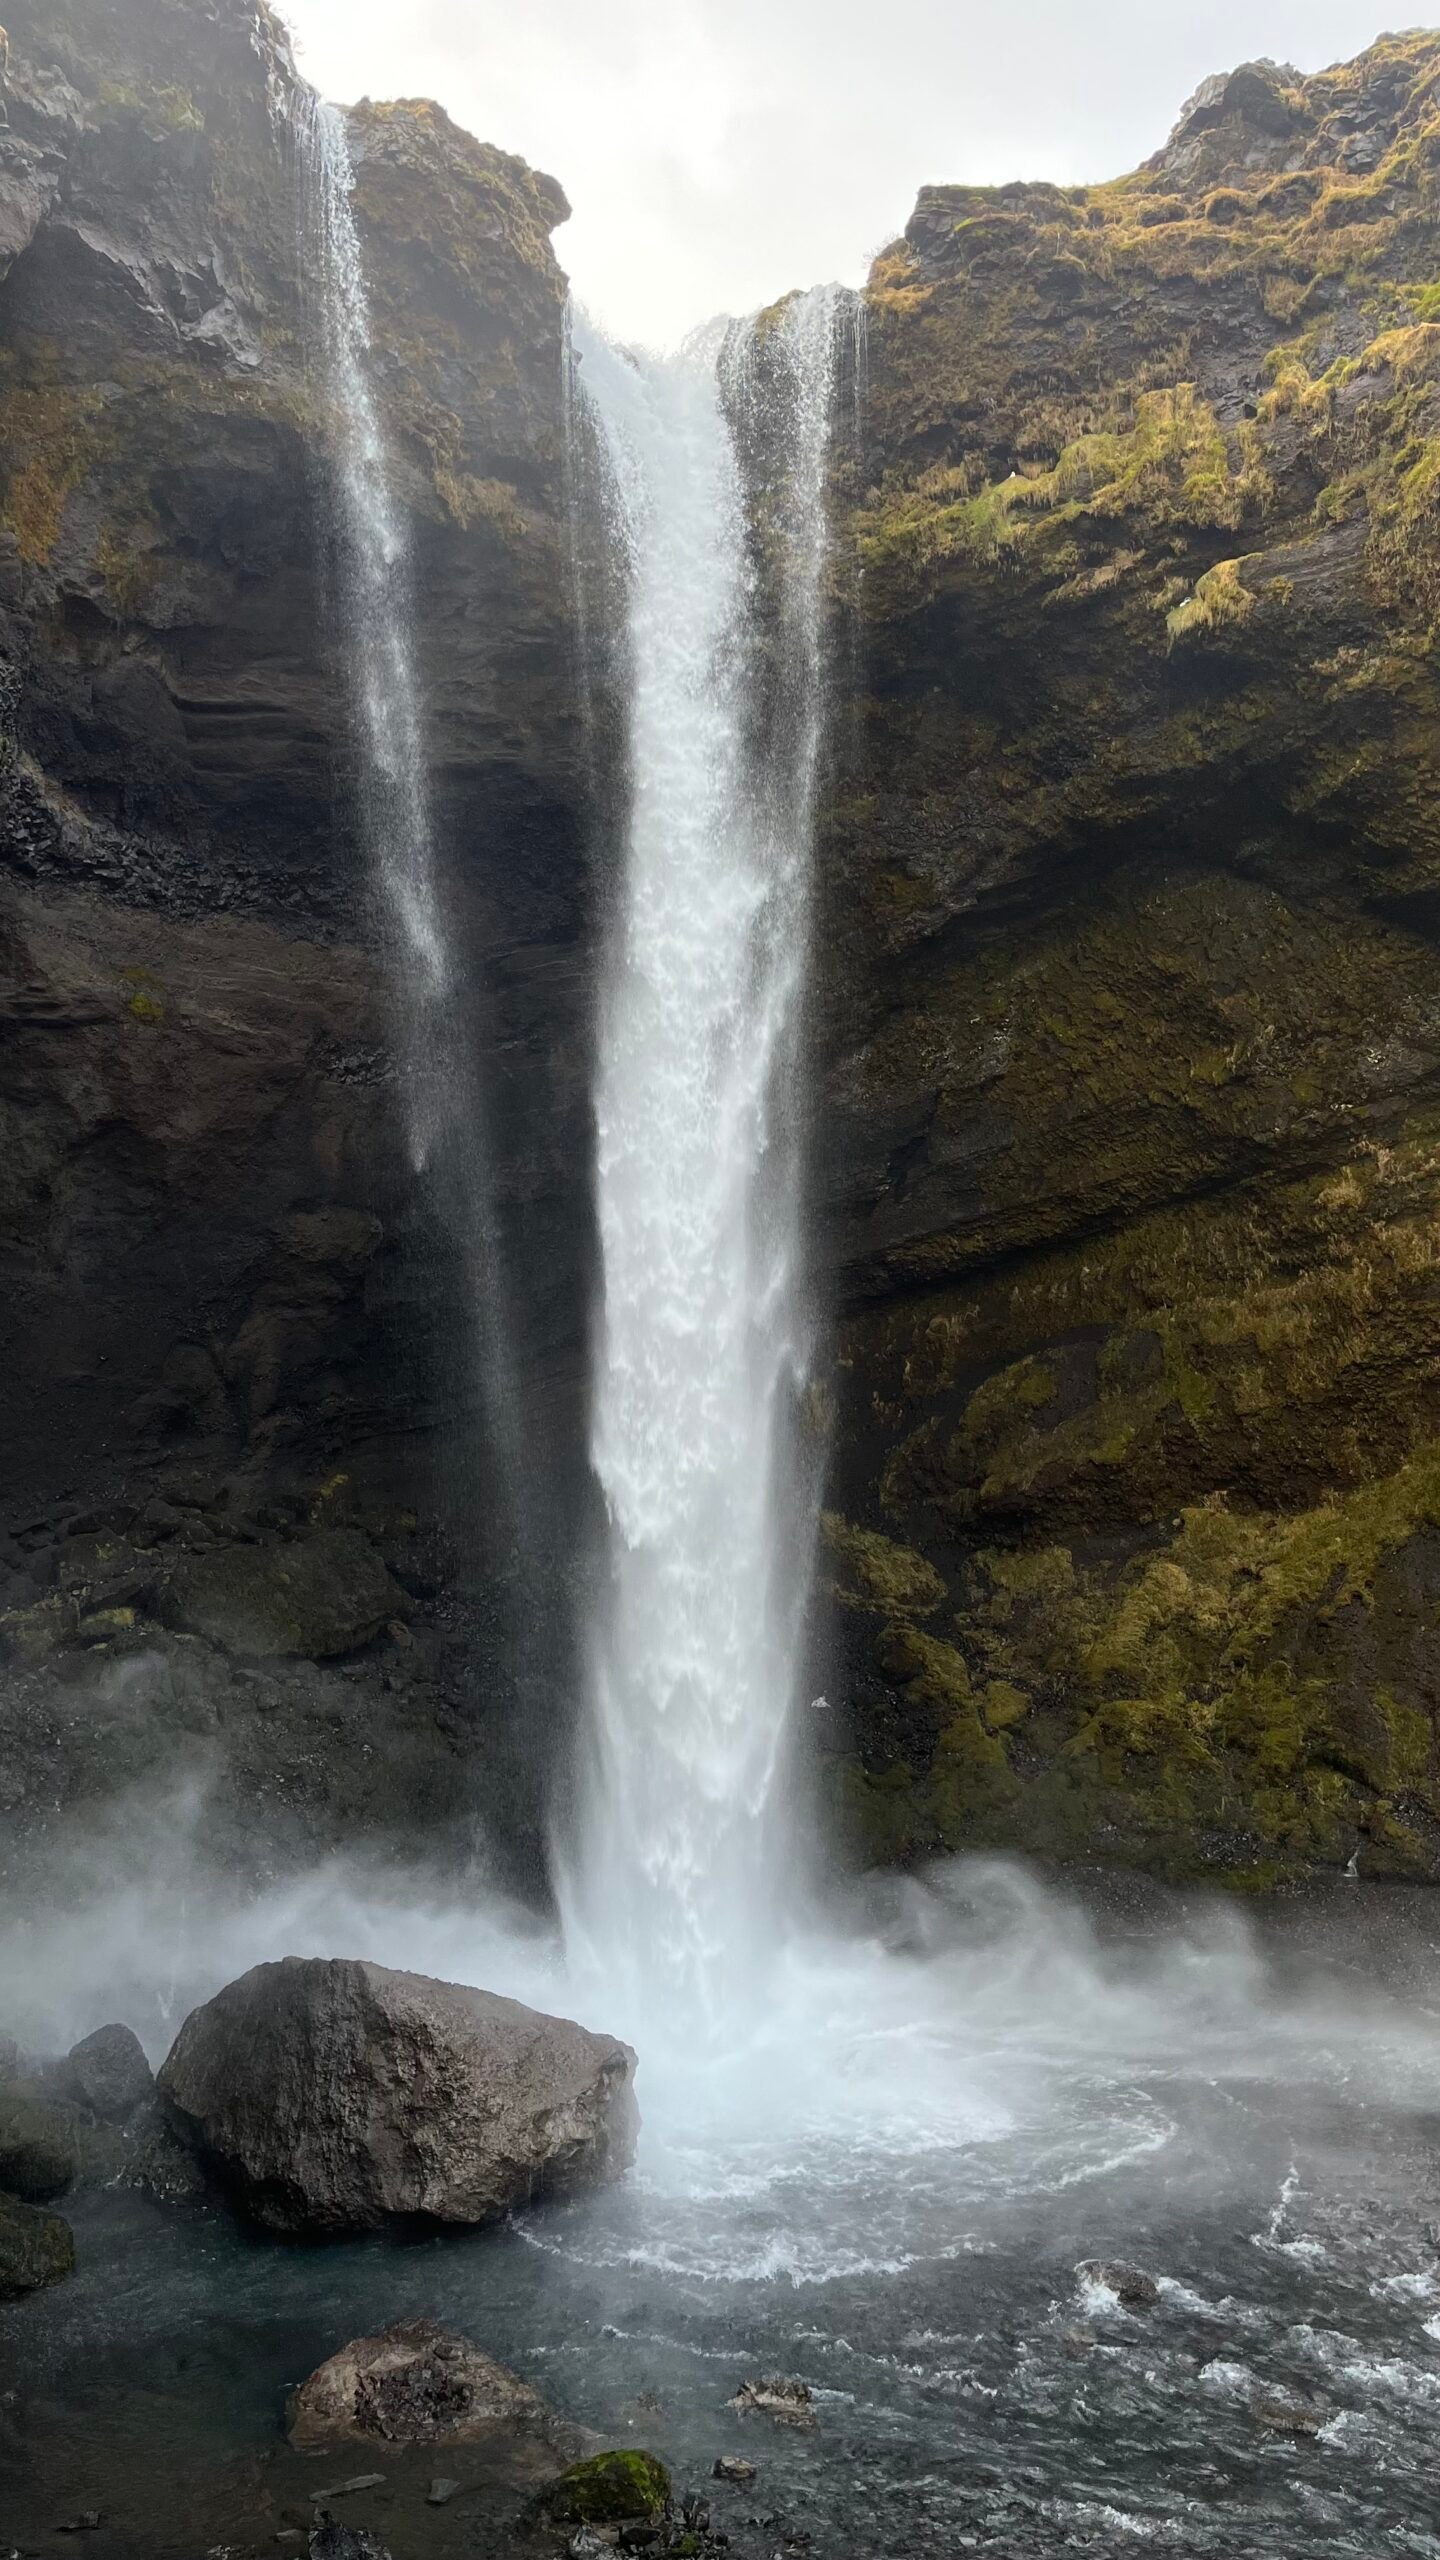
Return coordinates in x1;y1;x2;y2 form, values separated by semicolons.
7;1862;1440;2557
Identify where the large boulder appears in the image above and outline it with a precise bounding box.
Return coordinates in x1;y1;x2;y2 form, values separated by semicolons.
0;2191;75;2299
58;2023;155;2124
156;1958;638;2237
288;2317;585;2457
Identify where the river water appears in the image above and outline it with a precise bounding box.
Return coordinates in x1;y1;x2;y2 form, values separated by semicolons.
7;1865;1440;2557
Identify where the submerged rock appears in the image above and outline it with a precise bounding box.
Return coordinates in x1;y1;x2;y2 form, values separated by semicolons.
0;2190;75;2298
1076;2259;1161;2309
288;2317;583;2454
157;1957;638;2237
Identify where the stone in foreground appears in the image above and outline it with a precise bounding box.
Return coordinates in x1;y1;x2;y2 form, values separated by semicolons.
0;2191;75;2299
288;2317;583;2455
548;2451;671;2525
157;1958;638;2237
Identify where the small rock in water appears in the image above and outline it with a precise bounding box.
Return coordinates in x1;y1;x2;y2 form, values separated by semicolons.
1252;2390;1325;2436
425;2477;459;2507
1076;2259;1161;2309
713;2456;757;2484
728;2378;815;2429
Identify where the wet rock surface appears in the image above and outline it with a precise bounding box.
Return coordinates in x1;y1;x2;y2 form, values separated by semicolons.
289;2318;588;2457
156;1957;639;2237
56;2024;154;2124
0;2188;74;2297
0;0;590;1893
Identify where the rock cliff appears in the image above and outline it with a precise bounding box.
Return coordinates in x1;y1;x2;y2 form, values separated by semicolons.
822;37;1440;1885
0;0;582;1886
7;4;1440;1898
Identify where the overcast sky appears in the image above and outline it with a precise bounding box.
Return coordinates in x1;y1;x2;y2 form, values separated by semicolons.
280;1;1407;347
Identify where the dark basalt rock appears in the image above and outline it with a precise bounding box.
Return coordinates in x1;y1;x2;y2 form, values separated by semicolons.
0;0;590;1893
156;1956;638;2237
58;2022;154;2123
0;2075;74;2200
0;2189;75;2297
165;1525;406;1658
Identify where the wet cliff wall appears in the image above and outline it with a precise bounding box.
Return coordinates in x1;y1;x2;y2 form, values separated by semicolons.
0;0;584;1886
821;37;1440;1888
9;6;1440;1901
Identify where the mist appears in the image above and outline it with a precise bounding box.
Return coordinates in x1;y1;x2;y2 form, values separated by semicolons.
280;0;1405;342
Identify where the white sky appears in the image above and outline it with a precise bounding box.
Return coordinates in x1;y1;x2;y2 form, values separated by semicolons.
278;0;1411;347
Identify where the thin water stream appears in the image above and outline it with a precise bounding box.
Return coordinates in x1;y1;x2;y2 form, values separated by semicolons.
298;96;519;1487
557;294;841;2042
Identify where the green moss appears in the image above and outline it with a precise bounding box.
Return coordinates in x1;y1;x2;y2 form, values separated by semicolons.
95;77;203;131
124;970;164;1026
0;369;107;563
549;2452;671;2525
821;1513;946;1619
1167;556;1258;643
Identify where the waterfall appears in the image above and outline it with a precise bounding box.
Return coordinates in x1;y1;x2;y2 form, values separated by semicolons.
296;97;518;1486
561;292;843;2044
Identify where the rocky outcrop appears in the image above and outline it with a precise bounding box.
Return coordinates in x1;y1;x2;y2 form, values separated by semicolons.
288;2317;585;2455
156;1956;638;2235
820;36;1440;1885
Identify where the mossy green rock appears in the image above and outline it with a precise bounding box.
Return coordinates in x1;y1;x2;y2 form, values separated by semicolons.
0;2192;76;2299
167;1528;404;1659
548;2450;671;2524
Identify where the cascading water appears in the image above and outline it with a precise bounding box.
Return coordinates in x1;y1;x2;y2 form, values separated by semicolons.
296;97;518;1483
559;293;843;2044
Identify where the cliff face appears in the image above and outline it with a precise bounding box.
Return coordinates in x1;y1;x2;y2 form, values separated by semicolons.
0;0;581;1884
8;8;1440;1900
822;38;1440;1886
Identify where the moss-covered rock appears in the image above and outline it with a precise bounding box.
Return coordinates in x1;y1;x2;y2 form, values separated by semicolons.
547;2450;671;2525
166;1526;404;1658
822;35;1440;1887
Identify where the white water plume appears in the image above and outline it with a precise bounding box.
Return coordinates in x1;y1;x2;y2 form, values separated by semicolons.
558;290;844;2044
296;96;518;1477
